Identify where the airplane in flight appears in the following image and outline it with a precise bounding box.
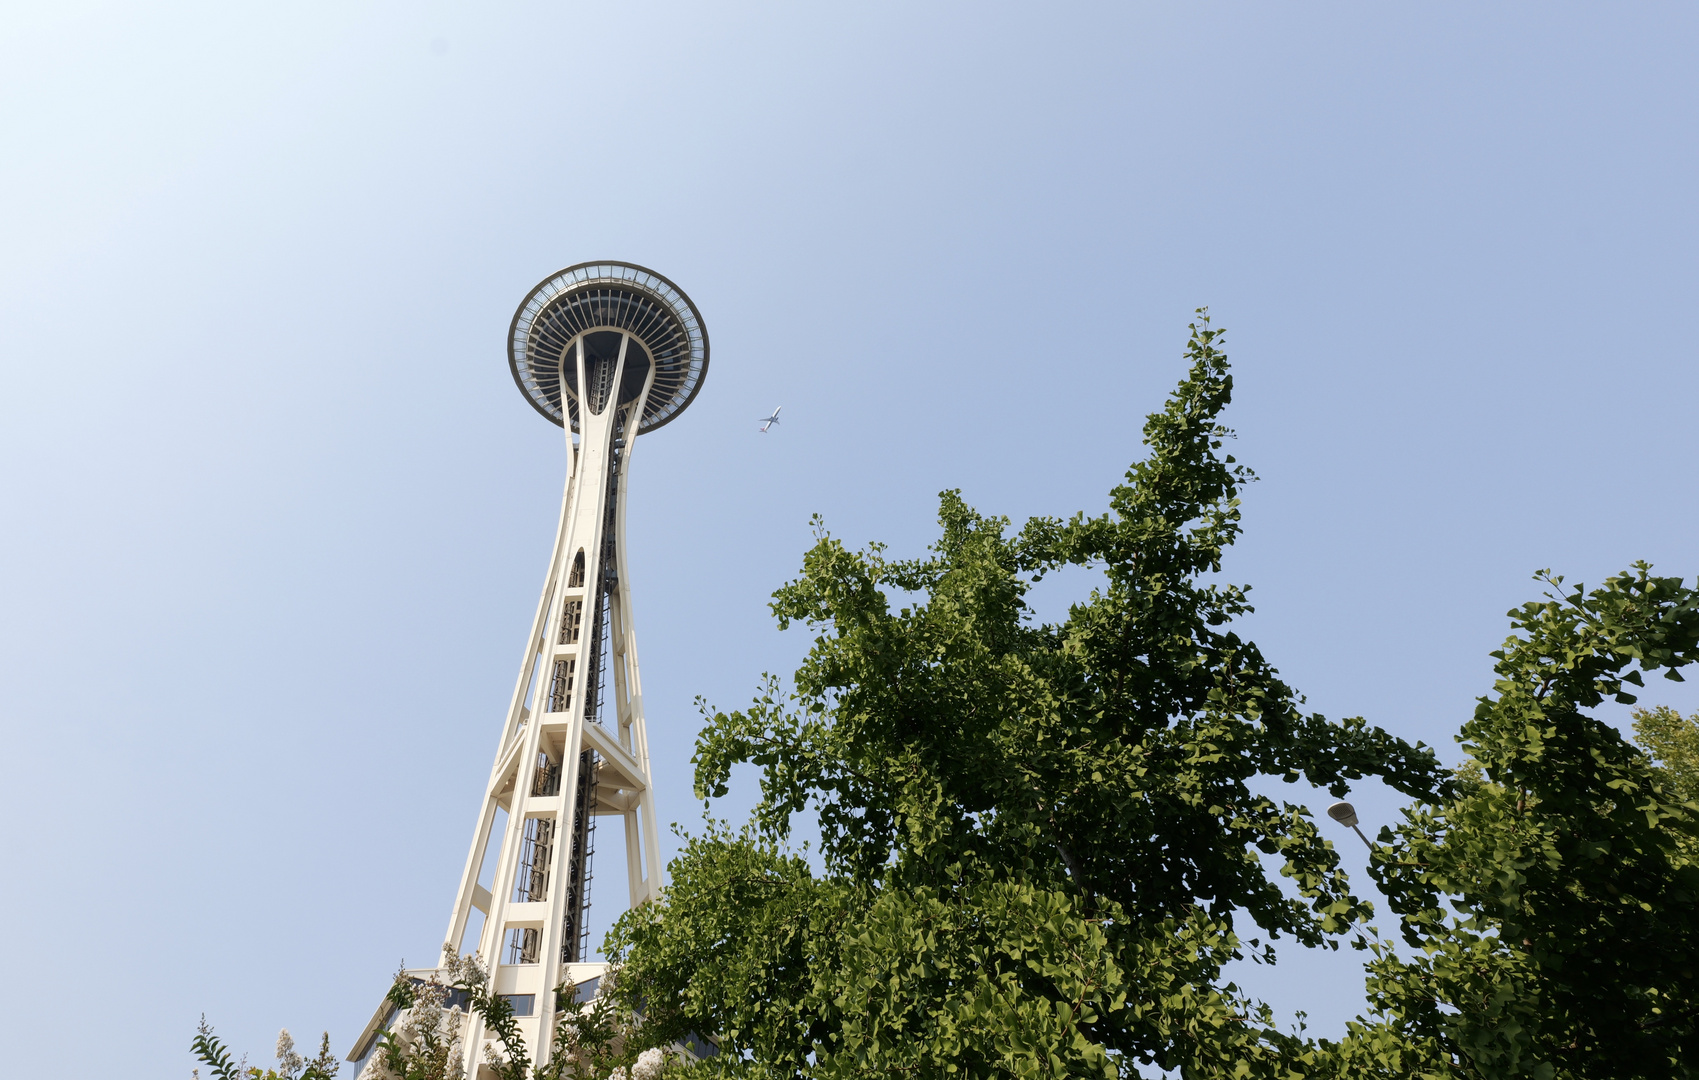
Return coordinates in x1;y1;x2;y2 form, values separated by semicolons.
758;406;782;433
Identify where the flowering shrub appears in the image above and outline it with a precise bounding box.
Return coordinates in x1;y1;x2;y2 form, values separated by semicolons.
358;948;490;1080
195;946;674;1080
191;1018;338;1080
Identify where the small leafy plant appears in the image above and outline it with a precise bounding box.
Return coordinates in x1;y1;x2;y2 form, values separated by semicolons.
192;1016;339;1080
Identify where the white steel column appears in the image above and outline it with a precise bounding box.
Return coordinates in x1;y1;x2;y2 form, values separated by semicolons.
441;330;666;1072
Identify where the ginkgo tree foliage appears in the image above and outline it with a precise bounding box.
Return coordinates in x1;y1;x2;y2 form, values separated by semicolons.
1360;576;1699;1078
607;314;1430;1078
600;313;1699;1080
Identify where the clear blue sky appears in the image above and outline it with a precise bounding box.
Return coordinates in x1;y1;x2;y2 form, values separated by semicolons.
2;4;1696;1076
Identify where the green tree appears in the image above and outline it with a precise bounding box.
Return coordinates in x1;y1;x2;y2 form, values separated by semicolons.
1633;705;1699;803
1364;575;1699;1079
607;314;1447;1078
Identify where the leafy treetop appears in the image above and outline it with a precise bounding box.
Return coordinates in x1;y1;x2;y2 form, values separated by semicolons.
614;312;1446;1078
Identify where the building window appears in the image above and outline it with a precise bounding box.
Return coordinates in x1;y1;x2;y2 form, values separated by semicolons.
567;551;585;588
500;994;536;1017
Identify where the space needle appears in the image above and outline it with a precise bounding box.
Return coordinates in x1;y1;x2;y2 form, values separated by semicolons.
348;262;708;1074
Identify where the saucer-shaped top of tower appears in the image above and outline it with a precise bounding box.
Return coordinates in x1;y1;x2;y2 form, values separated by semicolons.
508;262;709;434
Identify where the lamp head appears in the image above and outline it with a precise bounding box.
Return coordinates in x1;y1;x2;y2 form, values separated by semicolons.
1326;801;1360;828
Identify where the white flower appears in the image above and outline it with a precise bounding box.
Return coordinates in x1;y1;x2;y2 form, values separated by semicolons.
441;945;490;991
632;1047;665;1080
607;1068;628;1080
402;980;453;1047
445;1030;466;1080
554;1014;581;1049
276;1029;305;1078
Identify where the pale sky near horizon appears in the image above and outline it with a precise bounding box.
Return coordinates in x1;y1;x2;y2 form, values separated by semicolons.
3;4;1697;1076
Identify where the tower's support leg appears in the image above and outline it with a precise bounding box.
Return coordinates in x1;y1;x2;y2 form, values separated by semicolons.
425;332;663;1073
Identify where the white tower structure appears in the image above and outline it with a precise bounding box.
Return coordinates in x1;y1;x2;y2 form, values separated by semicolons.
348;262;708;1077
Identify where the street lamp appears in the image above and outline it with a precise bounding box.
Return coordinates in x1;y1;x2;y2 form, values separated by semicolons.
1327;801;1373;849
